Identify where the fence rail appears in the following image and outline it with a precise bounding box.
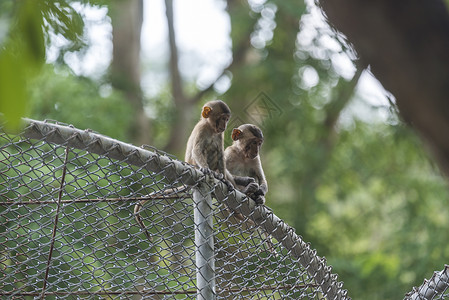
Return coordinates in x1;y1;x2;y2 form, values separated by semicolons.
1;119;350;299
405;265;449;300
2;119;449;299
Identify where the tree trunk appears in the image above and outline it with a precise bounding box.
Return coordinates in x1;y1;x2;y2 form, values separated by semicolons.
162;0;194;155
319;0;449;176
163;0;253;155
110;0;150;145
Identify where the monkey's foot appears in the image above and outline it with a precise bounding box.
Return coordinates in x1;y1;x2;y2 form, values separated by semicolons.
223;179;234;192
199;167;212;176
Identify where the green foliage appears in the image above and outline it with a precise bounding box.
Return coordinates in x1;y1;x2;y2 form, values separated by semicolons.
306;122;449;297
28;65;132;141
0;0;45;130
42;1;86;54
3;0;449;298
0;0;108;131
0;51;28;131
146;87;179;149
221;1;449;298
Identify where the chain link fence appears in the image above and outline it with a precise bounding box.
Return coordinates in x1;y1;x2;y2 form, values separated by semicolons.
405;266;449;300
1;119;447;299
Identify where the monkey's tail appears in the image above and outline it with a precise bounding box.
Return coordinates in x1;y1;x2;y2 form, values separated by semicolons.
261;230;278;257
134;185;191;242
134;200;154;242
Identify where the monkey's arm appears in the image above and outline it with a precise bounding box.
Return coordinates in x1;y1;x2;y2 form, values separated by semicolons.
233;175;255;186
253;157;268;195
248;158;267;205
256;181;268;196
224;147;259;194
224;169;237;188
224;147;249;184
191;139;209;168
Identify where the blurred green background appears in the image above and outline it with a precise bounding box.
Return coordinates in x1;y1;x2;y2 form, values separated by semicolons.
1;0;449;298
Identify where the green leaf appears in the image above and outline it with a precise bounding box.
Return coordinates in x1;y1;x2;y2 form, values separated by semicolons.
17;0;45;66
0;50;27;131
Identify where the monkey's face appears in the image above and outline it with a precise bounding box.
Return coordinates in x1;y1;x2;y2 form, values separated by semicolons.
201;102;231;134
213;113;230;133
244;138;263;159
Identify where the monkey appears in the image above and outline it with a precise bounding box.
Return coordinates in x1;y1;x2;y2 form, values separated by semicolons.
225;124;267;205
185;100;231;174
184;100;255;190
225;124;277;255
134;100;254;241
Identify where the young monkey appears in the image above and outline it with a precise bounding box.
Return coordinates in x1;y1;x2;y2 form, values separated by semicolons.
135;100;254;241
185;100;230;174
184;100;255;189
225;124;276;254
225;124;267;205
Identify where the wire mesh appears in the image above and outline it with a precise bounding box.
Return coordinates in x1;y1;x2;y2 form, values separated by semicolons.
1;119;348;299
404;265;449;300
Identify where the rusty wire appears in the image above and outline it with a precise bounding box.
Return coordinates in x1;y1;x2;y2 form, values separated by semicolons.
0;119;350;299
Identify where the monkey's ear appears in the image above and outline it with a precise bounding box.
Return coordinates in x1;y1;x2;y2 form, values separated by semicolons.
231;128;243;141
202;106;212;118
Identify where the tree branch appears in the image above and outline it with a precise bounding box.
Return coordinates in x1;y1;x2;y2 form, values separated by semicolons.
319;0;449;176
165;0;186;105
188;27;252;104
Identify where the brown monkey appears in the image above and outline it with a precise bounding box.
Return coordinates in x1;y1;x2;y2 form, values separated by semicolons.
184;100;255;189
225;124;267;205
225;124;276;254
135;100;253;241
185;100;231;174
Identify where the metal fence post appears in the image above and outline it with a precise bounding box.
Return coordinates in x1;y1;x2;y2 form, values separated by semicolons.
193;184;215;300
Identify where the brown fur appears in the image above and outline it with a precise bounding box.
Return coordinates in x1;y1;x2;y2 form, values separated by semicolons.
185;100;230;174
135;100;232;242
225;124;268;204
225;124;276;254
136;102;258;242
184;100;250;187
185;102;255;222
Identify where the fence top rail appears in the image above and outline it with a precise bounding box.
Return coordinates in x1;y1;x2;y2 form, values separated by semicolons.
13;118;348;300
404;265;449;300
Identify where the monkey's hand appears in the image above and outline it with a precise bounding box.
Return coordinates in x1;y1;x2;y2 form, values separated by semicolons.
253;195;265;205
223;179;234;192
242;182;259;194
212;171;225;181
199;167;213;176
253;188;265;197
